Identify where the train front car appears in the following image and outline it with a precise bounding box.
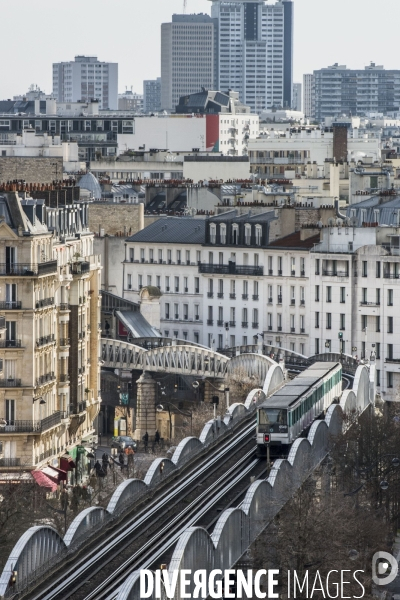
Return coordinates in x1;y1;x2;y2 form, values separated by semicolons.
256;362;342;457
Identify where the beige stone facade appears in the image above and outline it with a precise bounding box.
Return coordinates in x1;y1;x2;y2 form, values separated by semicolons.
0;157;63;184
0;191;101;474
88;202;144;236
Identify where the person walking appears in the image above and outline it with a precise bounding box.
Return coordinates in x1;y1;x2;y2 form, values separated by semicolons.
118;451;125;471
143;431;149;452
102;452;109;474
154;430;160;446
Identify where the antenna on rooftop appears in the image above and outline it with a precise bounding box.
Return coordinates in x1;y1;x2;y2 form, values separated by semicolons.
183;0;187;13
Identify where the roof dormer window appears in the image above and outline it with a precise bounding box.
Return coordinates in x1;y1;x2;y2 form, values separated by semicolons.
220;224;227;244
255;224;262;246
245;224;251;245
232;224;239;245
210;223;217;244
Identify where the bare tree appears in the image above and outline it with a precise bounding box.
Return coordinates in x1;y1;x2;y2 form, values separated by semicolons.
226;366;263;404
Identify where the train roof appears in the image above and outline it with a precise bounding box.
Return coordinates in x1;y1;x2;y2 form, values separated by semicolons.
259;361;341;410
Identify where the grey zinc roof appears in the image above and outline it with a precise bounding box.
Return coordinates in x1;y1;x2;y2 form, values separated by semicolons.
126;217;206;244
346;195;400;226
209;210;276;224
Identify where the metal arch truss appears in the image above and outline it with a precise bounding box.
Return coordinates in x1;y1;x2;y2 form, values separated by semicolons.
101;339;229;377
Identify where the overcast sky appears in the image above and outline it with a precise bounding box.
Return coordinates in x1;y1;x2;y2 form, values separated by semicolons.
1;0;398;100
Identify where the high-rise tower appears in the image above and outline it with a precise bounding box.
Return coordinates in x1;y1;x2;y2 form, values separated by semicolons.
210;0;293;112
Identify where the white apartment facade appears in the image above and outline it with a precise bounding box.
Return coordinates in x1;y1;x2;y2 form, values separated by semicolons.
52;55;118;110
210;0;294;112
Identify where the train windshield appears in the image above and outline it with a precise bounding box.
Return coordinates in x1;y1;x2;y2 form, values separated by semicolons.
259;408;287;426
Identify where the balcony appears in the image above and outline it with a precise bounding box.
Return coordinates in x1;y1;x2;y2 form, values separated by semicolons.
217;293;224;299
385;358;400;363
0;379;21;387
36;334;55;348
36;372;55;386
291;327;296;333
71;261;90;275
59;338;70;347
199;264;264;276
0;458;21;467
35;297;54;309
230;293;236;299
268;297;273;304
0;301;22;310
242;294;248;300
383;274;400;279
277;296;282;304
322;270;349;277
0;411;66;434
71;401;87;415
229;321;236;327
252;322;259;329
59;303;70;311
242;321;248;328
217;320;224;326
0;261;58;277
207;319;214;325
360;302;380;306
0;340;22;348
59;374;70;382
207;292;214;298
252;295;259;301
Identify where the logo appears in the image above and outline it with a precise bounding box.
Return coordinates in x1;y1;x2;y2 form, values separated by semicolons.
372;552;398;586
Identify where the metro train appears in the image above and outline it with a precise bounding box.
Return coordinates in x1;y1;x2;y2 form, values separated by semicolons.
256;362;343;456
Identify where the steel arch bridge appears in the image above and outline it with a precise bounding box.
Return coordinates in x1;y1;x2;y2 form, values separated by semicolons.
101;338;276;378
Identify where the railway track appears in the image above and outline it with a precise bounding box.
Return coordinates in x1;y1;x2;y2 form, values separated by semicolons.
23;419;258;600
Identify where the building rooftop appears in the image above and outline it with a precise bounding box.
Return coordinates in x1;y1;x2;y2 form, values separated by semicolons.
126;217;206;244
267;231;321;249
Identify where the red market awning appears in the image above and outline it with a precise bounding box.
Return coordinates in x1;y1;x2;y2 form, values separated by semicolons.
31;470;58;492
41;466;67;483
60;455;76;472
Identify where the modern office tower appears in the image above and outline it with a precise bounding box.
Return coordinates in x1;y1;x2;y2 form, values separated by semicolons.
210;0;293;113
303;73;315;119
313;63;400;121
143;78;162;113
161;14;218;111
52;56;118;110
292;83;302;111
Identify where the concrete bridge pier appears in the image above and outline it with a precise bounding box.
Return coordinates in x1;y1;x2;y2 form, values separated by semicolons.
133;371;157;440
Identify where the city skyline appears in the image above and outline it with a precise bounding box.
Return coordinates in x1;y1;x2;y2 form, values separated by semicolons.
1;0;399;102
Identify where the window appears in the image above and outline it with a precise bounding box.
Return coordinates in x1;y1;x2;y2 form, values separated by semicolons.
361;315;367;331
253;308;259;327
194;304;199;321
245;224;251;245
254;253;259;267
183;331;188;341
232;224;239;245
315;338;320;354
208;279;213;297
376;369;380;387
340;287;345;303
186;250;190;265
291;257;295;275
138;274;143;289
197;251;201;263
315;312;320;329
290;314;295;332
174;304;179;319
278;256;283;275
149;249;154;263
315;285;320;302
340;314;345;330
300;315;305;332
277;285;282;303
376;262;381;278
129;248;134;262
208;334;214;348
376;316;380;332
230;335;236;347
194;277;199;293
219;252;224;265
362;261;368;277
387;344;393;360
175;277;179;293
147;275;152;286
300;343;305;355
376;343;380;359
268;313;273;330
362;288;367;304
243;280;248;299
388;289;393;306
242;308;248;327
253;281;259;299
388;316;393;333
5;399;15;423
127;274;132;289
210;224;217;244
300;287;305;304
326;286;332;303
165;303;170;319
183;304;188;320
255;225;262;246
140;248;145;263
194;332;199;344
315;259;320;275
208;252;213;265
177;250;181;265
268;256;273;275
376;289;381;305
184;277;188;292
277;314;282;329
300;257;305;275
5;284;17;308
165;276;170;292
220;224;227;244
326;313;331;329
387;372;393;389
167;249;172;264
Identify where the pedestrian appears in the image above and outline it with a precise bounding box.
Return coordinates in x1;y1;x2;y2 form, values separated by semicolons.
118;450;125;471
143;431;149;452
154;430;160;446
102;452;109;473
126;446;135;469
94;460;103;475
